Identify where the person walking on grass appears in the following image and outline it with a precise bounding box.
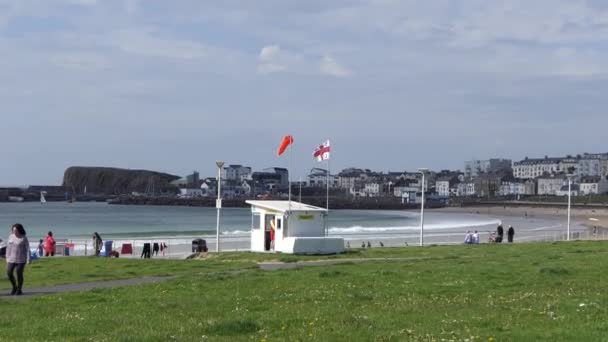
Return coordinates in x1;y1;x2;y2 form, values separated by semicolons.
44;231;56;257
93;232;103;256
508;225;515;243
6;223;31;296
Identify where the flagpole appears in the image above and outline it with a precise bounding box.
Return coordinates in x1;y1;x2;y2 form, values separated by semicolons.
326;155;330;237
288;138;292;210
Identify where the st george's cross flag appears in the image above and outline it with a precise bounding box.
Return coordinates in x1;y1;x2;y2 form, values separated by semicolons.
313;140;331;162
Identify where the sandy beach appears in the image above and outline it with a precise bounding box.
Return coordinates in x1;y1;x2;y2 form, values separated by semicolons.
432;205;608;231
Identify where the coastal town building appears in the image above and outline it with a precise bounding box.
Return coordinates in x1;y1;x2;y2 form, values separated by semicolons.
464;159;512;178
499;179;536;196
513;157;562;179
456;182;476;197
307;168;338;188
537;175;566;196
435;176;460;197
222;165;252;182
262;167;289;187
579;176;608;195
556;184;580;197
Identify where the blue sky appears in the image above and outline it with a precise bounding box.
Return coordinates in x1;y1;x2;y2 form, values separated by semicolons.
1;0;608;185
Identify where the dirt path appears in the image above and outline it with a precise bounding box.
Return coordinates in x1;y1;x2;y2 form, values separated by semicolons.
0;276;174;300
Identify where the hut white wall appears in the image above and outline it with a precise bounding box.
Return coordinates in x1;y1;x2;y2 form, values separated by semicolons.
250;210;266;252
286;212;326;237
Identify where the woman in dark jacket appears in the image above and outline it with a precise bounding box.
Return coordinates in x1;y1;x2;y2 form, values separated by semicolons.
507;226;515;243
93;232;103;256
496;225;504;243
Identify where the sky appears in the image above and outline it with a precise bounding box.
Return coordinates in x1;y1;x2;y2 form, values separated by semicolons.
1;0;608;185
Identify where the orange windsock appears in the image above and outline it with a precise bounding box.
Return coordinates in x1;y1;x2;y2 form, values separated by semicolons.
277;135;294;156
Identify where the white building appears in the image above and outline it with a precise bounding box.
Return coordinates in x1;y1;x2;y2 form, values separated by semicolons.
436;180;450;197
537;176;565;196
307;168;338;188
222;165;252;182
513;158;562;179
363;183;380;197
456;182;476;197
246;200;344;255
579;176;608;195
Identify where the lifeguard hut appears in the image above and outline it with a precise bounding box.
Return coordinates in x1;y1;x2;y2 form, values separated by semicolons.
246;200;344;255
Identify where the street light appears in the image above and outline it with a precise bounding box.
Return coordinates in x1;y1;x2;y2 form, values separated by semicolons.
567;175;572;241
418;168;429;246
216;161;225;252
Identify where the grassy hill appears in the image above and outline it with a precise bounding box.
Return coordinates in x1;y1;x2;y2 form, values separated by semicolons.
1;242;607;341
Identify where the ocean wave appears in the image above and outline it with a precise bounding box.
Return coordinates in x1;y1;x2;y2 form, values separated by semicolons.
328;219;501;235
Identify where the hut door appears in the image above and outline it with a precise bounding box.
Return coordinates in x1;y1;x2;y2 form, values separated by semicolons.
264;215;275;251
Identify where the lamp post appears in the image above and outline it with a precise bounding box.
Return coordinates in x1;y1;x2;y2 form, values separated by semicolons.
567;176;572;241
418;168;429;246
216;161;225;252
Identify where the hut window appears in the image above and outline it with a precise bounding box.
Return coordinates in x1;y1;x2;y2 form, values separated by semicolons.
276;218;282;230
252;213;261;229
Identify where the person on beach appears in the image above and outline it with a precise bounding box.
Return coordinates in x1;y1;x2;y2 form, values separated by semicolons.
93;232;103;256
496;225;504;243
464;231;472;244
507;226;515;243
6;223;31;296
472;231;480;244
44;231;56;257
37;239;44;257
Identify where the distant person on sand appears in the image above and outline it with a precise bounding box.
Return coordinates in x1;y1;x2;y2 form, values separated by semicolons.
44;231;56;257
6;223;31;296
507;226;515;243
93;232;103;256
496;225;504;243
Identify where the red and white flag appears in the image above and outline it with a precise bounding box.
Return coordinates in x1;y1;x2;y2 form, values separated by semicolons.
313;140;331;162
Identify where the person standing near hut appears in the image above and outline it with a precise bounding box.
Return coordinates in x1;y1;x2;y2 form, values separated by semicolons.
93;232;103;256
507;226;515;243
6;224;31;295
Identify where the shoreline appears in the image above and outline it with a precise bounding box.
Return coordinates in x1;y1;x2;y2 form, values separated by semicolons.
432;205;608;231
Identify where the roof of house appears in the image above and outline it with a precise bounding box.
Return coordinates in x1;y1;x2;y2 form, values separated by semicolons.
581;176;602;184
245;200;327;213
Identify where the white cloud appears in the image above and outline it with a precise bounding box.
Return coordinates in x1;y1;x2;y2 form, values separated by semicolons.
319;55;352;77
257;45;287;73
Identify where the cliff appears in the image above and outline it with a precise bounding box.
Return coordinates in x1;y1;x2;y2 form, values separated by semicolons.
62;166;180;195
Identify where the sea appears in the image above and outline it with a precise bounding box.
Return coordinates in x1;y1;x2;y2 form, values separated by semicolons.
0;202;571;253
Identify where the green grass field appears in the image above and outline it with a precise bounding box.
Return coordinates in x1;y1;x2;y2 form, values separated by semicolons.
1;242;607;341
